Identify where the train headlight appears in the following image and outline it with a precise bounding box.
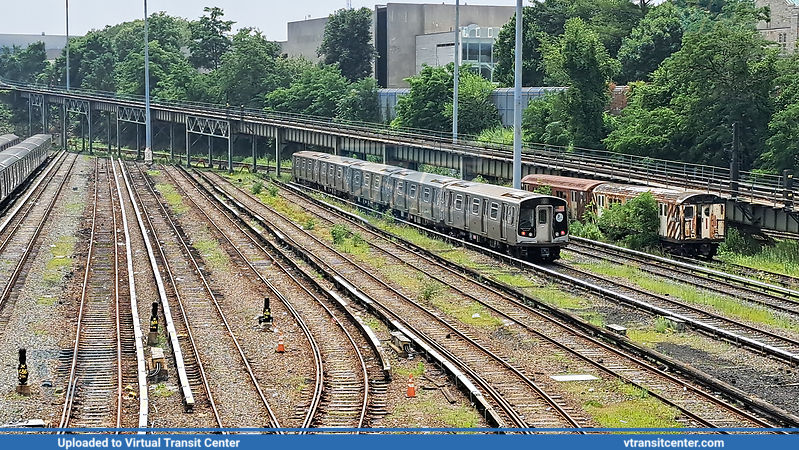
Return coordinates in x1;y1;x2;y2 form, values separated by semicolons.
555;212;564;223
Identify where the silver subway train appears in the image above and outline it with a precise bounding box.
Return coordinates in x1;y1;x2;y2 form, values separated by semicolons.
292;151;569;261
0;134;52;203
0;134;20;152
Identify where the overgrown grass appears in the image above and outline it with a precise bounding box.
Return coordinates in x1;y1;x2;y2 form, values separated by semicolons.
155;183;189;214
147;170;161;177
152;383;173;398
36;296;57;306
560;379;682;430
581;261;799;333
192;236;230;271
64;202;84;214
387;392;481;428
43;236;76;284
394;361;426;378
719;235;799;278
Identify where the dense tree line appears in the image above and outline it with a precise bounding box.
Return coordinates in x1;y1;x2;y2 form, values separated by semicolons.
0;1;796;174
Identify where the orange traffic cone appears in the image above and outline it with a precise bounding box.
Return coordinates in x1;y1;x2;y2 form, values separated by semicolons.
406;374;416;398
276;330;285;353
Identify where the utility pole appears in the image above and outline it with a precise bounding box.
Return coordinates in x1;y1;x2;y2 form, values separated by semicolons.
144;0;153;163
452;0;460;143
512;0;523;189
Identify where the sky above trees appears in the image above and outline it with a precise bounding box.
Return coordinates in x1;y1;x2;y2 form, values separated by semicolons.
4;0;519;40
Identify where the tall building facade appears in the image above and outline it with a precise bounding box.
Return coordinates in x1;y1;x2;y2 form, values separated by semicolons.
279;3;515;88
756;0;799;54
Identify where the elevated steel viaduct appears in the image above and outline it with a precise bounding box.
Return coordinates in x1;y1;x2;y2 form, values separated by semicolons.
1;78;797;235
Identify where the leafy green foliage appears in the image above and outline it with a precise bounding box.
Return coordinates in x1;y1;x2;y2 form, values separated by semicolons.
761;55;799;173
446;70;501;136
605;19;776;169
188;7;234;71
478;126;514;146
542;18;620;149
617;2;686;83
216;28;281;108
318;8;375;82
251;181;263;195
0;42;48;83
392;64;452;132
331;224;352;245
266;64;350;118
597;192;659;249
335;77;380;123
532;185;553;195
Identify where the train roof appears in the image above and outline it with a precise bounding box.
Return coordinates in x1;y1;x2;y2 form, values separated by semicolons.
593;183;724;204
446;180;556;205
0;134;50;169
521;174;605;191
0;134;19;147
390;169;459;186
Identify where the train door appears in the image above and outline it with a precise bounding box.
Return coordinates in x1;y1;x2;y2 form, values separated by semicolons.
501;204;510;241
463;195;470;230
481;199;488;234
683;205;696;239
658;203;668;236
536;205;553;243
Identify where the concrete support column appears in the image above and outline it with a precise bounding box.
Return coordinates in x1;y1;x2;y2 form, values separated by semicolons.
88;104;92;154
116;113;120;156
81;114;85;152
185;124;190;167
107;112;111;153
170;122;174;162
227;135;233;174
42;99;47;134
276;129;283;178
333;136;340;156
28;98;32;138
63;104;68;150
136;124;140;159
251;135;257;173
208;135;212;168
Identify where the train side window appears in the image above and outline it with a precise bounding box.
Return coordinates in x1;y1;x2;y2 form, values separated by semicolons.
329;166;334;177
422;187;431;203
337;167;342;179
454;194;463;210
364;174;370;186
396;181;404;195
704;207;710;217
489;202;499;220
471;198;480;215
506;206;515;224
571;191;577;203
684;206;694;219
538;209;548;224
353;173;360;186
597;195;605;208
409;184;417;199
374;176;380;188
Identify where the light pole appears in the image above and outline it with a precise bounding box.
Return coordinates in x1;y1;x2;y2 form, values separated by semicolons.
452;0;459;143
512;0;522;189
65;0;69;90
144;0;153;163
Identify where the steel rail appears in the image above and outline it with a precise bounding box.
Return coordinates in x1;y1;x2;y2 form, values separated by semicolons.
173;167;369;428
129;162;281;429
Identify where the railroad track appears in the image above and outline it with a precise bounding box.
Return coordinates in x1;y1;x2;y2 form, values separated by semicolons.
59;158;133;428
264;179;785;429
566;238;799;318
669;253;799;292
197;171;587;430
165;165;388;429
124;161;281;428
0;152;74;335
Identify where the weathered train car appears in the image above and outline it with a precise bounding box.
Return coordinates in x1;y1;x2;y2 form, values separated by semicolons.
520;174;604;220
293;151;569;261
520;174;725;257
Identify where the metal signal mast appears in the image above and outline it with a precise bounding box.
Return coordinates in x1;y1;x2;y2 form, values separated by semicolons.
347;1;352;9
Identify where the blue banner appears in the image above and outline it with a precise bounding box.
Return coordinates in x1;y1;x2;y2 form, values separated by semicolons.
0;430;797;450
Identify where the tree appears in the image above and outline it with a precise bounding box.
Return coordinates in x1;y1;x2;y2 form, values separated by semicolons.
760;56;799;173
493;6;546;87
266;64;350;118
597;192;659;249
446;70;501;137
542;18;620;148
0;42;48;83
336;77;380;123
189;7;234;71
318;8;375;82
215;28;281;108
605;20;776;169
617;2;685;83
391;64;453;132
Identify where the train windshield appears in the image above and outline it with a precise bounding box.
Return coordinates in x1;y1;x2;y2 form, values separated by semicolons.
518;207;536;237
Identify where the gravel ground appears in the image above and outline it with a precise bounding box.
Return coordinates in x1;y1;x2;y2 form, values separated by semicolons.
0;155;87;427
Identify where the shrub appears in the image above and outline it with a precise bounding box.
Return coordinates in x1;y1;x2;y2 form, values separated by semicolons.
331;224;351;245
597;192;659;250
251;181;263;195
267;184;279;196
